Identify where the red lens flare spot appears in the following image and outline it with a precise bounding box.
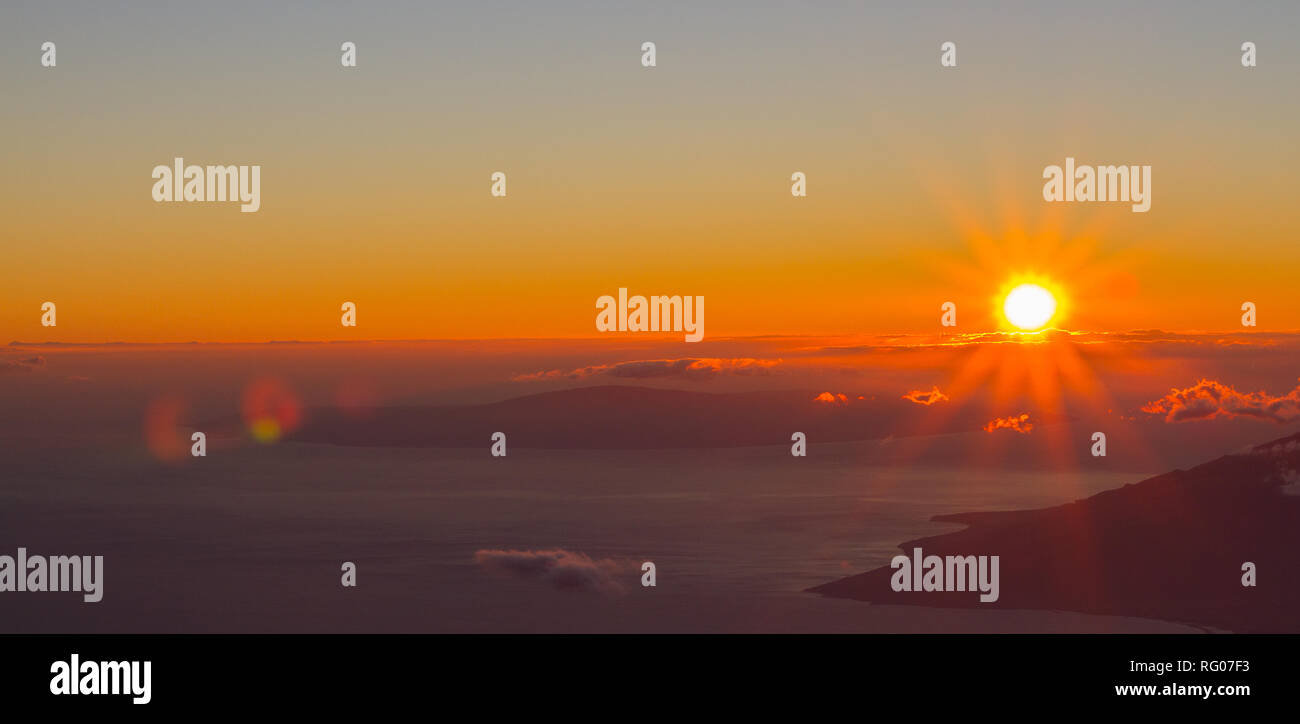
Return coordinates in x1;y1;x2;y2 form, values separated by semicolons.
144;395;189;462
241;378;302;444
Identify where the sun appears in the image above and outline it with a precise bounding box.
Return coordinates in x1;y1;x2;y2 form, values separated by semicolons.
1003;283;1057;330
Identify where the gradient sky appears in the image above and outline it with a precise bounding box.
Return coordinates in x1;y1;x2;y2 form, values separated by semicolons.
2;1;1297;342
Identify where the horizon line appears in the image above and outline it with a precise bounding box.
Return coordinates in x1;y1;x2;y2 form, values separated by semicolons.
8;328;1300;348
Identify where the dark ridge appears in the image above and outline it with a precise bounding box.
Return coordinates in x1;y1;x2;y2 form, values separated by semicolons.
808;431;1300;633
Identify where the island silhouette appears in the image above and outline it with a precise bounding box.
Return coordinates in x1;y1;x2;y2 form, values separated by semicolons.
810;431;1300;633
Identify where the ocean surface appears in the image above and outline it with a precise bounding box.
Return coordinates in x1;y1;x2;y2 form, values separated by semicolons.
0;438;1200;632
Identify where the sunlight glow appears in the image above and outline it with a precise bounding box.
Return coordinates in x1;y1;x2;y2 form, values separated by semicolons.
1003;284;1057;330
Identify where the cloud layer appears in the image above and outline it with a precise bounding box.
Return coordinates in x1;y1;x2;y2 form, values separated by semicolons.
513;357;780;382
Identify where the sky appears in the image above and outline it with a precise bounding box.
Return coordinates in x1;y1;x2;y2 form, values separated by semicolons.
2;1;1297;342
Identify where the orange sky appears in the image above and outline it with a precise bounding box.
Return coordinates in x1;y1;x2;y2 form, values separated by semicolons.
3;3;1297;343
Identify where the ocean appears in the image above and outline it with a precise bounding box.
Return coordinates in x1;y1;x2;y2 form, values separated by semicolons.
0;437;1199;633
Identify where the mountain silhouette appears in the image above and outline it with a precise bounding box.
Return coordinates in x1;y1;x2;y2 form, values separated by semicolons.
287;385;988;449
276;384;1288;473
809;430;1300;632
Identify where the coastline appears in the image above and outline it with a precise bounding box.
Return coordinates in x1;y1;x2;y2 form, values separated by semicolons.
808;432;1300;633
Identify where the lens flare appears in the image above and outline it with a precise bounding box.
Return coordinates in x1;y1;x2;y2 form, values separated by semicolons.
143;394;188;461
241;378;302;444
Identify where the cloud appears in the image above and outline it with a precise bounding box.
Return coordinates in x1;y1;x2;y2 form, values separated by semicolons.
473;548;629;594
984;413;1033;434
1141;378;1300;423
1279;468;1300;496
802;330;1300;358
902;385;949;406
513;357;780;382
1252;437;1300;456
0;356;46;375
814;392;849;404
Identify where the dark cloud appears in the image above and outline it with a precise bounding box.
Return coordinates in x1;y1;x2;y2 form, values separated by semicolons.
473;549;629;595
0;356;46;375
